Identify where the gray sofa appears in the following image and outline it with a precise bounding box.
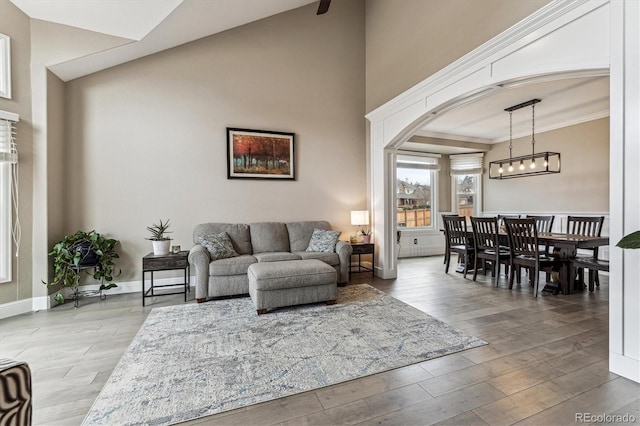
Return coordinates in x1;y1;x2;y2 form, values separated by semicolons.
188;221;352;302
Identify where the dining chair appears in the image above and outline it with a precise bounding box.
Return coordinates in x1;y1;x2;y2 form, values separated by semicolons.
470;217;510;286
526;215;555;233
497;214;520;227
570;256;609;292
442;215;473;277
441;214;459;264
567;215;605;289
526;214;556;258
504;218;565;297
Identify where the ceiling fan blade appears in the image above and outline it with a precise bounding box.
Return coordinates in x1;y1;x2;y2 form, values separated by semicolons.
317;0;331;15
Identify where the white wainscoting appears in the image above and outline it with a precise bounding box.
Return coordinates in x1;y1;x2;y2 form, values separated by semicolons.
398;228;445;258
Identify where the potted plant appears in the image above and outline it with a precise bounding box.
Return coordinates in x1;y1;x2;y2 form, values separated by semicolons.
617;231;640;249
43;230;120;304
147;219;172;255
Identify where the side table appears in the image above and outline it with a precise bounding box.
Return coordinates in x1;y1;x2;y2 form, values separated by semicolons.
142;251;190;306
349;243;375;278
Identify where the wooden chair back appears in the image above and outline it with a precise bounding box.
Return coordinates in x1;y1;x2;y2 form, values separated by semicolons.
497;214;520;227
504;218;539;257
443;215;469;247
471;217;500;251
526;215;555;233
567;216;604;237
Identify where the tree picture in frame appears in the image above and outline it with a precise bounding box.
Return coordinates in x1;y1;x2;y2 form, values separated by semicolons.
227;128;295;180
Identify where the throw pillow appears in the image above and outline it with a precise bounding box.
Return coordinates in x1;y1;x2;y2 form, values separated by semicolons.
199;232;239;260
306;228;341;253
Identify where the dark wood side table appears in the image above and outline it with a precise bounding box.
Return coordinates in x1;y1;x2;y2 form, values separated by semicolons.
349;243;375;278
142;251;190;306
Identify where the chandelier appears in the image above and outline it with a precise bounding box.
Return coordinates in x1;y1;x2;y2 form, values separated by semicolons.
488;99;560;179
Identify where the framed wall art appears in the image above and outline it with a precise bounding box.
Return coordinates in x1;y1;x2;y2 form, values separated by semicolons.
0;33;10;99
227;128;295;180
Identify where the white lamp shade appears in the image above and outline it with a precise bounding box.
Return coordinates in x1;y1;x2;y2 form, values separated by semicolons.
351;210;369;226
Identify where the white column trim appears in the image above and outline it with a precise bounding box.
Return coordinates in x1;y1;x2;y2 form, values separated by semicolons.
609;0;640;382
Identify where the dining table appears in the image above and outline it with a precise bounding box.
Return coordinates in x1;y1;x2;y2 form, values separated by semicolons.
538;232;609;294
448;228;610;295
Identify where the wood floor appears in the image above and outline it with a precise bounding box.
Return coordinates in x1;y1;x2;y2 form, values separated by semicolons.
1;256;638;426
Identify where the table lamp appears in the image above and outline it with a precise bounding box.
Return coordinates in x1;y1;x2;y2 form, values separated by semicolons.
351;210;370;242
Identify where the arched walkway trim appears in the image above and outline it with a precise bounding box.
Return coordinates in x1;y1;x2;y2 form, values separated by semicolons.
366;0;640;384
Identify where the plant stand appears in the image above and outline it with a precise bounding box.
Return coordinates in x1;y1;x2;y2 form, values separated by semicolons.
68;263;107;308
69;285;106;308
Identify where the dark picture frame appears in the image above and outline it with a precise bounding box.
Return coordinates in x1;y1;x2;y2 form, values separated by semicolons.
227;128;295;180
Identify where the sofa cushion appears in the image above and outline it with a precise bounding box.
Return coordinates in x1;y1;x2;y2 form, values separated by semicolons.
306;229;341;253
286;221;331;252
293;251;340;266
209;254;257;276
193;223;252;255
249;222;290;253
253;252;302;263
198;232;238;260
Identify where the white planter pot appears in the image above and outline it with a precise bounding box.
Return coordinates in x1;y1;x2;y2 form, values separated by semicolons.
152;240;171;256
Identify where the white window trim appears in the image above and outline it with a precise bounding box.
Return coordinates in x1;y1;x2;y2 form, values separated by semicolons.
0;163;10;283
396;152;440;231
451;173;482;218
0;110;18;283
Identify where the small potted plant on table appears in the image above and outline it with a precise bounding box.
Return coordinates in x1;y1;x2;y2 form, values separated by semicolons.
147;219;172;255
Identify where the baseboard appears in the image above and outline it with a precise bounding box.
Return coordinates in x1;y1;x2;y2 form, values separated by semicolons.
609;352;640;383
0;298;33;320
0;277;195;320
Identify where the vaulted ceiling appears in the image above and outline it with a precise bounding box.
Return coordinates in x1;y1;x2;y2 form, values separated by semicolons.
10;0;317;81
10;0;609;149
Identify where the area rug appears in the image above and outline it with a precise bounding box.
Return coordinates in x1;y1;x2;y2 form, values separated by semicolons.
83;284;486;425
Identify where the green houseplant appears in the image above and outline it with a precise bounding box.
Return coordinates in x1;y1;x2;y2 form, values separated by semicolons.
44;230;120;304
617;231;640;249
147;219;172;255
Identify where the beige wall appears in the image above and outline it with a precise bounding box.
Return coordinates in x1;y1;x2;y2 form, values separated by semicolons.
46;71;66;249
364;0;549;112
63;0;366;283
483;117;610;213
0;0;33;304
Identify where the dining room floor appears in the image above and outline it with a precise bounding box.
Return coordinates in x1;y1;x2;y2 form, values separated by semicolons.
1;255;638;425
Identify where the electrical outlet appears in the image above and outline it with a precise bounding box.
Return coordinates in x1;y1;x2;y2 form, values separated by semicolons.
413;238;418;245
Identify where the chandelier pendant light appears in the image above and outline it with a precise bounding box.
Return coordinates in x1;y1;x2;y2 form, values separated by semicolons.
489;98;560;179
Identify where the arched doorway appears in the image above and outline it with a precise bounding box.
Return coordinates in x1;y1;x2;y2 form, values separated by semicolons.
366;0;639;382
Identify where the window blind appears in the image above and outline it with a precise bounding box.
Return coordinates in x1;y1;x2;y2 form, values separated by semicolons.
397;154;441;171
449;153;483;175
0;111;18;164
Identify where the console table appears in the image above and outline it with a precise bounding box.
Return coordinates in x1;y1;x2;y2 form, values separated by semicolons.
142;251;190;306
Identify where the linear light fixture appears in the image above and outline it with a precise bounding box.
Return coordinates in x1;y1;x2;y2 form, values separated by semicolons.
489;99;561;179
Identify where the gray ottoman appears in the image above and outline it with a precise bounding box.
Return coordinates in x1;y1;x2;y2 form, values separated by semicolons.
248;259;337;314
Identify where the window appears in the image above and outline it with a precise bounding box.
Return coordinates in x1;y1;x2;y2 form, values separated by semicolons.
450;153;483;221
0;111;18;283
396;154;440;229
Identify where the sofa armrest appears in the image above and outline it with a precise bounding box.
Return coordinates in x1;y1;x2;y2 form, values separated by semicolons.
189;245;210;300
335;241;353;284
